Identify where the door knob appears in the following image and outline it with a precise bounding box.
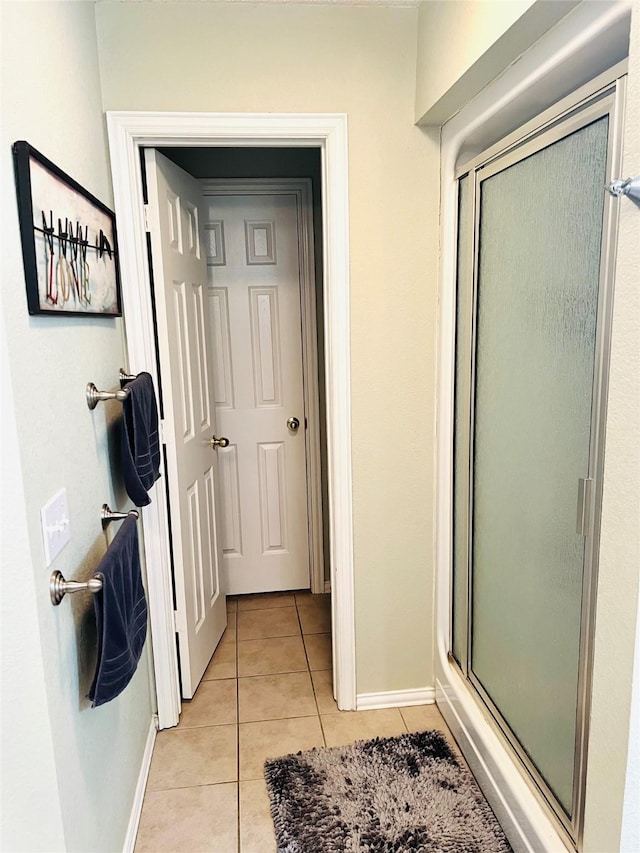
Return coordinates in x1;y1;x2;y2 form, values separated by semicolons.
209;435;229;449
287;417;300;432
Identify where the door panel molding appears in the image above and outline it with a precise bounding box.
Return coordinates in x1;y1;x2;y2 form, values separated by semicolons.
201;178;324;597
106;112;356;725
145;149;227;699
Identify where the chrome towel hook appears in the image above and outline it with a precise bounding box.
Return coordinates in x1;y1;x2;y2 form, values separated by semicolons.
86;381;130;410
119;368;136;388
50;504;139;604
50;571;102;605
605;175;640;207
101;504;139;530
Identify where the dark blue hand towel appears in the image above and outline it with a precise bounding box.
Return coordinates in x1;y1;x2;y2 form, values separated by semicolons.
88;515;148;708
121;371;161;507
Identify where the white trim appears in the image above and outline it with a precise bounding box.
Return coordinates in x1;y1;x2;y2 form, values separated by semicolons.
324;579;331;594
199;178;325;595
356;687;435;711
107;119;181;729
436;678;569;853
122;717;157;853
106;112;356;720
435;4;631;852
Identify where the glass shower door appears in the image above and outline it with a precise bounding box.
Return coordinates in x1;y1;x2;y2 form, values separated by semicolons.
468;115;610;822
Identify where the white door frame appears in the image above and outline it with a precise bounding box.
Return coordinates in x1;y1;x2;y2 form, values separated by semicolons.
106;112;356;727
200;178;324;596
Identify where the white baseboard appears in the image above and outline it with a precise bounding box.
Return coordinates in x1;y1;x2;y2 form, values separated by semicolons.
356;687;436;711
123;716;158;853
324;579;331;594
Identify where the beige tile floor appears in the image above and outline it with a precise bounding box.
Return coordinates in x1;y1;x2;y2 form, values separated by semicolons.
134;590;460;853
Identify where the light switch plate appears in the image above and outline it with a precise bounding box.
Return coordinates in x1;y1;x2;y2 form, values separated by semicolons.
41;489;71;567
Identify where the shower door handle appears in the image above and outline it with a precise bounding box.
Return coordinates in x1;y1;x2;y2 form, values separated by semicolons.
576;478;593;537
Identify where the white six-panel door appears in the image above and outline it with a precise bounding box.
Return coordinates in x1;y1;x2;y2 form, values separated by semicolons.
144;149;227;699
203;192;310;594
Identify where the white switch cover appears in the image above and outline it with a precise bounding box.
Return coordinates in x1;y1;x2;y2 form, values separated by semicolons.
41;489;71;566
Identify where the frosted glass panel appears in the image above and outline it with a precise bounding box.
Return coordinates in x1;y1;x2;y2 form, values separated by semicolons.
471;117;608;816
452;175;471;666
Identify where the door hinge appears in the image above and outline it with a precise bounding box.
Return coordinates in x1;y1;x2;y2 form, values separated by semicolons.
173;610;179;633
143;204;151;233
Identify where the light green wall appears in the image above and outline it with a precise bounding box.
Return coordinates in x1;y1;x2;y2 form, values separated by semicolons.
0;2;154;850
1;311;66;851
415;0;579;124
96;0;439;696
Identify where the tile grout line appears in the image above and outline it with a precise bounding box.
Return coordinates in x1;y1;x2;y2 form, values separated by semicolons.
137;594;330;852
146;779;240;794
296;597;328;748
235;601;240;853
240;593;305;850
401;707;410;733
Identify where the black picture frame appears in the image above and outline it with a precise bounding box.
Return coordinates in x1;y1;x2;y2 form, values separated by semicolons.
12;140;122;317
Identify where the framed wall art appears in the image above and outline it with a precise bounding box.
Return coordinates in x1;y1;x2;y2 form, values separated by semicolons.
12;140;122;317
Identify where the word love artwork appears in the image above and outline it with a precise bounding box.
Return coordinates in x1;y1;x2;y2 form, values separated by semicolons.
13;141;122;317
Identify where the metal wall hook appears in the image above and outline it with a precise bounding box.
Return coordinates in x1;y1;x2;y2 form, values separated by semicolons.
119;368;136;388
50;570;102;605
605;176;640;207
50;505;139;604
101;504;139;530
86;381;130;410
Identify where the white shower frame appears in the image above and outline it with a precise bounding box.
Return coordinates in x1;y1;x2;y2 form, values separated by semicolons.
434;3;632;852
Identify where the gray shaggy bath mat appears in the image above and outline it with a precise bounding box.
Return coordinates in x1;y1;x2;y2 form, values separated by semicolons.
264;729;512;852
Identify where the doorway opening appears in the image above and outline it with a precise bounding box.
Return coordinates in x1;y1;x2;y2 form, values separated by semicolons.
107;112;356;728
158;147;328;596
144;146;330;698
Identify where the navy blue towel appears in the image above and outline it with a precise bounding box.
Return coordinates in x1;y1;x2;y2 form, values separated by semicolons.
88;515;147;708
121;371;160;507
